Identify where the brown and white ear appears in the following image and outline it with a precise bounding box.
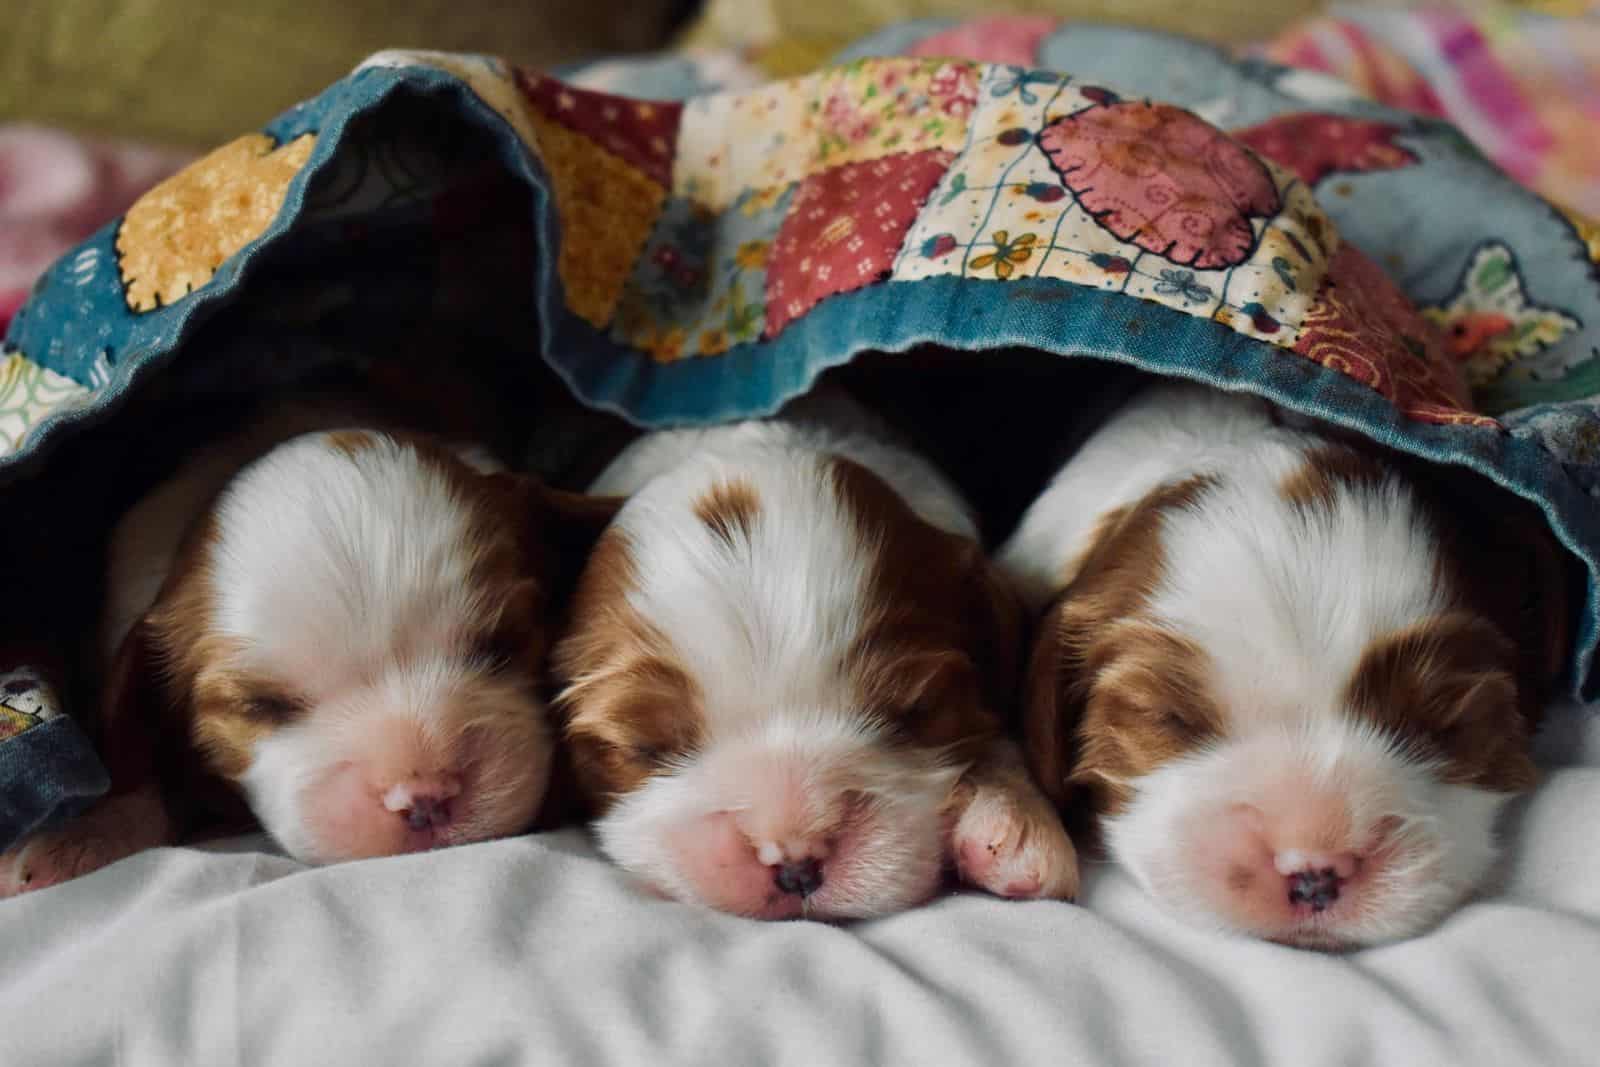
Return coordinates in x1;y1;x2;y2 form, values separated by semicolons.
1020;594;1080;812
96;618;172;796
1395;455;1580;718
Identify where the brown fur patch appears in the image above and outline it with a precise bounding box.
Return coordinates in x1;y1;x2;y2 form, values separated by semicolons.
1022;475;1218;829
323;429;381;458
1278;445;1387;512
1344;613;1537;792
693;478;761;549
553;527;706;814
828;457;1020;758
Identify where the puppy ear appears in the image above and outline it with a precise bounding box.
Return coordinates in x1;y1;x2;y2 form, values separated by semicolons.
1392;455;1581;717
1020;594;1080;812
966;554;1028;719
96;618;173;797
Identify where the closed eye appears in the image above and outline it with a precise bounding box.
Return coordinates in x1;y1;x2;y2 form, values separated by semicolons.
245;692;307;724
1161;708;1209;742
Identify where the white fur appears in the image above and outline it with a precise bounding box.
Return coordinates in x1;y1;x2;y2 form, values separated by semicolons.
103;420;548;863
999;381;1514;946
578;389;976;918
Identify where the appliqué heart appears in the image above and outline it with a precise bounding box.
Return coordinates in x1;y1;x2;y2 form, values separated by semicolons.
1038;101;1280;270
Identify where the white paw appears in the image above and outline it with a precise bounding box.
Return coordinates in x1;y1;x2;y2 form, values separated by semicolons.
952;781;1079;901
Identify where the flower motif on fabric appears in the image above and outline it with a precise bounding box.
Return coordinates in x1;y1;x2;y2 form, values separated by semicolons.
812;59;979;165
970;230;1037;279
989;66;1062;106
1421;241;1582;391
613;187;786;363
1037;101;1281;270
1153;268;1213;305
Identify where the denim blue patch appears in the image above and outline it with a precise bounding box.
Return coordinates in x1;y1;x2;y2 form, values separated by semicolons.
0;717;109;853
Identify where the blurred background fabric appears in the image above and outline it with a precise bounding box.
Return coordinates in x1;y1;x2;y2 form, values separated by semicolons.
1;0;701;147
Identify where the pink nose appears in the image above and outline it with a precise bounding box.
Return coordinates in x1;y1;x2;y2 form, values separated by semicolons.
381;775;462;832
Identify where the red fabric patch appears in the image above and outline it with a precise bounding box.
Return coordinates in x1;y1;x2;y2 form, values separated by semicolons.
1038;101;1281;270
1293;244;1498;428
765;150;953;338
1234;113;1419;187
906;15;1060;66
514;71;682;187
0;289;24;337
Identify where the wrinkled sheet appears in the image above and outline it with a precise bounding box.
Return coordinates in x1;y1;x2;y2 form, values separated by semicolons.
3;706;1597;1067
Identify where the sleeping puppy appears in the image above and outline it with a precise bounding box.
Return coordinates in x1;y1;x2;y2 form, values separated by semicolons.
1;403;616;895
552;388;1079;920
1001;381;1573;949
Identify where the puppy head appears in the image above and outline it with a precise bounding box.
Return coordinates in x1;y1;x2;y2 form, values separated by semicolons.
555;455;1022;920
106;430;617;863
1026;454;1565;948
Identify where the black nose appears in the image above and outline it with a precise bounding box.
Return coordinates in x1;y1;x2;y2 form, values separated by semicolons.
403;796;450;832
773;859;824;898
1287;867;1341;911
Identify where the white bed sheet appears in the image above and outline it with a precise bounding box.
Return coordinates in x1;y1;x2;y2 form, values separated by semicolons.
3;707;1599;1067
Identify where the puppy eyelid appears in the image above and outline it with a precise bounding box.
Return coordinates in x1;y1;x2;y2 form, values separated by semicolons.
1160;707;1207;740
246;692;306;723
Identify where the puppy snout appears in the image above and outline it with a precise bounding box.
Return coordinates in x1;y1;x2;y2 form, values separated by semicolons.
1286;867;1342;911
402;795;452;831
773;858;824;898
381;775;462;831
1276;849;1360;911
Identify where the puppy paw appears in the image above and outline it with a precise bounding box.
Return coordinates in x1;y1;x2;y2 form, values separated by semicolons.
949;753;1079;901
0;787;171;898
952;784;1079;900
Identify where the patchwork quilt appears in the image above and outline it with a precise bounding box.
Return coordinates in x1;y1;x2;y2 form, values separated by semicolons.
5;16;1600;850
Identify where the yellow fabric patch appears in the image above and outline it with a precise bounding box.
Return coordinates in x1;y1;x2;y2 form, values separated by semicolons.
0;703;41;741
117;133;316;312
527;113;667;329
1563;208;1600;263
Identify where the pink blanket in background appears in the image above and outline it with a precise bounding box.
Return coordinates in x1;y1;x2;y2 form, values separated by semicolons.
1254;4;1600;222
0;127;193;335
